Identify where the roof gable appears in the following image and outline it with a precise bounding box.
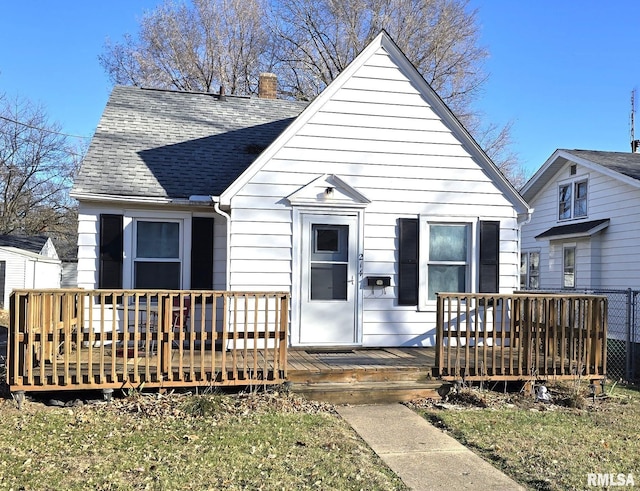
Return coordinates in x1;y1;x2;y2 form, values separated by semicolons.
287;174;370;208
220;31;530;216
522;149;640;202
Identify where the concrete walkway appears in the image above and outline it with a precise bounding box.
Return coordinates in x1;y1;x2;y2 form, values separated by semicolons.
336;404;524;491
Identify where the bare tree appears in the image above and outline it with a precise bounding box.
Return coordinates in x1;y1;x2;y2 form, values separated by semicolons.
0;94;82;256
99;0;525;184
270;0;487;111
270;0;526;182
99;0;269;94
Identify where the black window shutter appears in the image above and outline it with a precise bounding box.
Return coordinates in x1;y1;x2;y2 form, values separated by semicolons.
0;260;5;309
398;218;419;305
191;217;214;289
479;220;500;293
99;214;123;289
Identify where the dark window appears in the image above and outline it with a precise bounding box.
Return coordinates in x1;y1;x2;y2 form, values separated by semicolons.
135;262;181;289
99;214;123;289
0;260;5;309
479;221;500;293
398;218;418;305
191;217;214;289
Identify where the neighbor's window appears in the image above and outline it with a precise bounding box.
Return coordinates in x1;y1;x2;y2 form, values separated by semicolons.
563;246;575;288
426;223;469;301
559;179;588;220
574;180;588;217
134;220;181;289
520;251;540;289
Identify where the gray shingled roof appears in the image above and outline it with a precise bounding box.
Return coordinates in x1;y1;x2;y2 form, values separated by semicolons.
522;148;640;201
561;149;640;181
0;235;48;253
72;86;307;199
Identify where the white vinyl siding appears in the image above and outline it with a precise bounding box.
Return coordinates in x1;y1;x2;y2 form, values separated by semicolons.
76;204;224;291
0;248;61;308
229;46;522;347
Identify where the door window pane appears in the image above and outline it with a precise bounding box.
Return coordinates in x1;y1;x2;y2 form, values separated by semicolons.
312;225;347;261
311;264;347;300
316;228;339;252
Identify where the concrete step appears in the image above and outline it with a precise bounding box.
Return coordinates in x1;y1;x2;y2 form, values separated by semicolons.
290;380;450;405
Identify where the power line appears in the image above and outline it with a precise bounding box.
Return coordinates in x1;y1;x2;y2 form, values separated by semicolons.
0;114;92;140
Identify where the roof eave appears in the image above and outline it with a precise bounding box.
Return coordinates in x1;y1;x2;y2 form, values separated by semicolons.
71;191;220;207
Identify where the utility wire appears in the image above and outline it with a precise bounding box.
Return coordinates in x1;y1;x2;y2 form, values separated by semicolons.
0;114;92;140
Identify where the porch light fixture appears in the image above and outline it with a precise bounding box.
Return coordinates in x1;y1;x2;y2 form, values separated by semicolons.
324;186;334;198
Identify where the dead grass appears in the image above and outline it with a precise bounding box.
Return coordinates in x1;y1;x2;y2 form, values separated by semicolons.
0;309;8;328
0;390;407;490
408;381;640;490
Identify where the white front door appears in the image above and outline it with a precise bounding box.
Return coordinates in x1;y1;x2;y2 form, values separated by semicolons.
299;214;359;345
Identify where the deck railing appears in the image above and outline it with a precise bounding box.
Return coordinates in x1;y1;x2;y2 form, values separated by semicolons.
8;289;289;392
435;293;607;381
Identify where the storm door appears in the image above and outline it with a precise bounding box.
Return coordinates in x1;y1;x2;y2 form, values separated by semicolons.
299;214;358;344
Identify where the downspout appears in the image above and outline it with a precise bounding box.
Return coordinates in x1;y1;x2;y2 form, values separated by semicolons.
212;198;231;291
516;209;534;291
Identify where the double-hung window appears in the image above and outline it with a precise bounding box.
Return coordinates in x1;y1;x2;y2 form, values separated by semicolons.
558;179;588;220
398;218;500;307
425;223;470;301
134;220;182;289
520;250;540;289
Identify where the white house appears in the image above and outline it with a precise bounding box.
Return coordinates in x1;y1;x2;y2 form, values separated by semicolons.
520;149;640;291
71;32;531;348
0;235;61;309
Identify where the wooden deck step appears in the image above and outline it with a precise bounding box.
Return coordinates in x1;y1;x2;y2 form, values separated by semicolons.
290;380;449;405
287;367;433;384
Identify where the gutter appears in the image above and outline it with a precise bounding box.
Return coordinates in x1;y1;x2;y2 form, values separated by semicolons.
71;192;216;207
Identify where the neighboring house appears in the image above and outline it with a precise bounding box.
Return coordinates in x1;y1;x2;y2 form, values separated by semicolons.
71;32;531;348
0;235;61;309
60;259;78;288
520;149;640;291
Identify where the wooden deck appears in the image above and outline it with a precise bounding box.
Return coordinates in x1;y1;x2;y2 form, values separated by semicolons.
6;290;608;404
8;290;288;393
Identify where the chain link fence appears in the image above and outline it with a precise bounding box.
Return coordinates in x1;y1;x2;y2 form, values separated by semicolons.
522;289;640;382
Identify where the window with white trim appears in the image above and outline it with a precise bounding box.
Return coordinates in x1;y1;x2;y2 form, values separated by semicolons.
520;250;540;289
133;220;182;289
559;178;588;220
398;217;499;307
425;222;470;301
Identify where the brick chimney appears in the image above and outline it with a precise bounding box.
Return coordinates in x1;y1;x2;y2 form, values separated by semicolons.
258;72;277;99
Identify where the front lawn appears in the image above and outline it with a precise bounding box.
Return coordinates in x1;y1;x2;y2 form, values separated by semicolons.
0;390;407;490
409;382;640;490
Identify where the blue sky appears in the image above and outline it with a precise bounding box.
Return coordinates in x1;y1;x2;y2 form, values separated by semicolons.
1;1;638;177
